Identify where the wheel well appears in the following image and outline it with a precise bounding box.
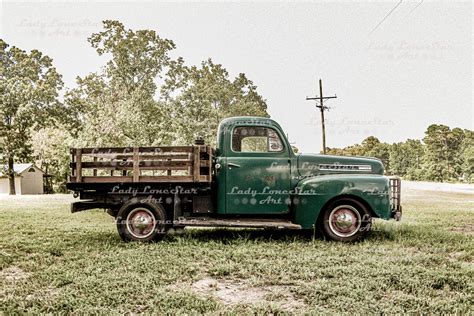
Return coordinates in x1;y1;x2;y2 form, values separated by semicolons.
316;194;376;224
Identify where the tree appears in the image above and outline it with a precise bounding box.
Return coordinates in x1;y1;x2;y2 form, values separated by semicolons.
162;58;268;145
422;124;465;182
353;137;390;172
327;136;390;171
69;21;268;148
326;147;343;155
31;127;72;192
0;40;63;194
66;21;176;147
88;20;175;95
321;124;473;182
361;136;381;152
67;79;173;147
459;129;474;183
389;139;424;178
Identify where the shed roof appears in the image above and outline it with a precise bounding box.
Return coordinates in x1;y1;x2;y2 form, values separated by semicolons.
0;163;44;177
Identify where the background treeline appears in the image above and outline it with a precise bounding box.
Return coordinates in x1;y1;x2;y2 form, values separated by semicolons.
326;125;474;183
1;21;472;193
1;21;268;193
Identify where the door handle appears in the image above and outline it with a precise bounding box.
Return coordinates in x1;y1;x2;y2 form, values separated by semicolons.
228;163;241;168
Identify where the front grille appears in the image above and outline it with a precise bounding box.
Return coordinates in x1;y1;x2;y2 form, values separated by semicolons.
389;176;402;220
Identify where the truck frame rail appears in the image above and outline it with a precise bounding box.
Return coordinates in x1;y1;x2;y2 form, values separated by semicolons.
69;145;214;184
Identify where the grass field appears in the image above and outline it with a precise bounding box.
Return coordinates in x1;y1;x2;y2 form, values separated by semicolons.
1;186;473;314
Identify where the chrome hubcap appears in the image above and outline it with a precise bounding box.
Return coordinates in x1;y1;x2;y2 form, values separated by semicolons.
328;205;361;237
126;208;156;239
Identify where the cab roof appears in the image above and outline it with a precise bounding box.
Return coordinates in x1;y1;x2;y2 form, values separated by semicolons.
218;116;283;131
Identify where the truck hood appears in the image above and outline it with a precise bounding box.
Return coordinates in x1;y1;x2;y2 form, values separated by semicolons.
297;153;384;177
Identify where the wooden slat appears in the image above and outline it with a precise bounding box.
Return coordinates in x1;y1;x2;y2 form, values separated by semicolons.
208;146;213;180
71;150;76;178
77;146;194;154
80;176;133;183
139;160;192;167
70;175;209;183
199;160;211;167
199;175;211;182
167;158;172;176
139;176;194;182
133;147;139;182
79;147;134;154
70;165;189;171
133;165;190;171
73;176;200;183
193;146;200;181
138;154;191;160
93;157;97;176
83;153;192;160
71;161;192;169
138;146;194;153
76;149;82;183
85;154;133;159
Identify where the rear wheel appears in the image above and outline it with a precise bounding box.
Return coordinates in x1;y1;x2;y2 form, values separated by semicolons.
318;198;372;242
116;199;168;242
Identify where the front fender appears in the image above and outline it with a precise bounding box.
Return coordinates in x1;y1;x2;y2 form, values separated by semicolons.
292;174;391;229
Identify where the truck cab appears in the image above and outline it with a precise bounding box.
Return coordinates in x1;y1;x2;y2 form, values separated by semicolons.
67;116;402;242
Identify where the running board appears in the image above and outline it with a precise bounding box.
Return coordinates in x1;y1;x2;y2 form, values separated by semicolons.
176;217;302;230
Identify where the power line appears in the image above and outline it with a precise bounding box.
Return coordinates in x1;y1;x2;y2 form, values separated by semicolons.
409;0;424;14
369;0;403;35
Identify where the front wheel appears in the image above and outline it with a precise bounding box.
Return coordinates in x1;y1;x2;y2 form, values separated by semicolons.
116;199;168;242
318;198;372;242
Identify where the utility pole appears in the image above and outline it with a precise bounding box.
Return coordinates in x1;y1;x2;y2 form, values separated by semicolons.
306;79;337;154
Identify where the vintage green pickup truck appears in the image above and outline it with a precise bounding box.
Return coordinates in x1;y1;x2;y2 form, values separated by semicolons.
67;116;401;242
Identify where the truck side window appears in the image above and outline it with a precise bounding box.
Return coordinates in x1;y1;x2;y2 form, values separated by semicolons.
232;127;284;153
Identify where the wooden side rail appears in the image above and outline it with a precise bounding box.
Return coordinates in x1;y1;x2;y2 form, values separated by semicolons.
69;146;213;183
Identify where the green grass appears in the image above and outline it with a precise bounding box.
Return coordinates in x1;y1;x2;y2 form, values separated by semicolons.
0;189;473;314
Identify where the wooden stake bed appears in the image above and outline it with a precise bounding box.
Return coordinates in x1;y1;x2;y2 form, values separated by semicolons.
69;146;214;183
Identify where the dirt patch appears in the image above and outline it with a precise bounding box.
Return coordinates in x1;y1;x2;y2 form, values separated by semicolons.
0;266;31;282
188;277;306;310
448;251;468;263
23;286;61;302
450;224;474;235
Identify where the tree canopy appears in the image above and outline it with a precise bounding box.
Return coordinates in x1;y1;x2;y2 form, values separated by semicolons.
66;20;268;149
0;39;63;194
327;124;473;183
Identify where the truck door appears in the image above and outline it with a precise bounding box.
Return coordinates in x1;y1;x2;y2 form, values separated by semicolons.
225;125;291;215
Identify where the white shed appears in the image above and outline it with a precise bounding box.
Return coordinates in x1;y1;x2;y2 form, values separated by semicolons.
0;163;44;195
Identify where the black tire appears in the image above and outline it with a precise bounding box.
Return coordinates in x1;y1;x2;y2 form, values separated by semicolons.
116;198;168;242
317;198;372;242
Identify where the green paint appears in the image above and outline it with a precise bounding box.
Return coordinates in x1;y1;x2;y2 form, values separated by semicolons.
215;117;397;227
293;174;392;229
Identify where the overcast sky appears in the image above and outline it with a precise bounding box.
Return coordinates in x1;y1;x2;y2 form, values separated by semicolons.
1;0;472;152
